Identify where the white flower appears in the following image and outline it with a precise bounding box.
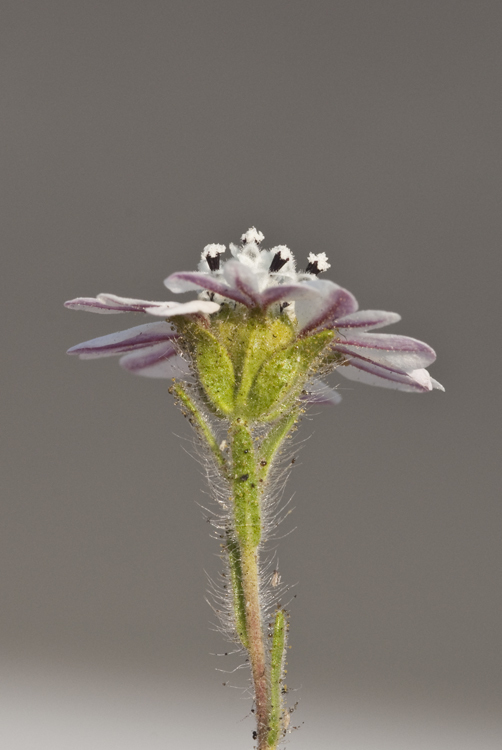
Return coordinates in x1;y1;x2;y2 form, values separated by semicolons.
66;228;443;395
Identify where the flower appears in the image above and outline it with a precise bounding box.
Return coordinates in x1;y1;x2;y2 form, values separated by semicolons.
65;227;443;397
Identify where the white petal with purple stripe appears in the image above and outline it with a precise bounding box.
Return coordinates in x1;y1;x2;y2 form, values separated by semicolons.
66;322;177;359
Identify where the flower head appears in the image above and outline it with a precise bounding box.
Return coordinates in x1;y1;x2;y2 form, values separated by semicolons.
66;228;443;405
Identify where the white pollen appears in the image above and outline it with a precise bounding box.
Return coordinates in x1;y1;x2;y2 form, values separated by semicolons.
203;243;226;258
271;245;291;260
308;252;331;271
241;227;265;245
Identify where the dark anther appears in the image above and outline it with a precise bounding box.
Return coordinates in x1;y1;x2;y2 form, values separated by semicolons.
260;460;267;466
240;474;249;481
252;731;257;740
305;259;321;275
206;254;220;272
269;251;288;273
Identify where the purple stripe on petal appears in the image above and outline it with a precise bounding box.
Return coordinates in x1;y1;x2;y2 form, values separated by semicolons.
64;297;143;313
164;271;251;307
335;310;401;331
124;353;191;379
222;261;264;306
67;322;177;359
260;282;323;309
334;333;436;370
296;280;359;335
337;356;433;392
65;294;168;314
119;342;190;379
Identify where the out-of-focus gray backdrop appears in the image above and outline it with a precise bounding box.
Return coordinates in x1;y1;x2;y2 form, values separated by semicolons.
1;1;501;748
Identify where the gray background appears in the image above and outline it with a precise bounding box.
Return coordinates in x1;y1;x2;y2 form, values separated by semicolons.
1;1;501;747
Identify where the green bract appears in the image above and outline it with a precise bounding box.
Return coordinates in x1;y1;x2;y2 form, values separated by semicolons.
177;309;334;422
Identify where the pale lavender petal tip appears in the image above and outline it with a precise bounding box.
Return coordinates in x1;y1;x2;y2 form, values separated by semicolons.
65;294;168;314
145;299;220;317
338;358;438;393
301;381;343;406
335;310;401;331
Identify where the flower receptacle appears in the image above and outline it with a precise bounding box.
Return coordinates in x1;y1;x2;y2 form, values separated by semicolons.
180;310;335;422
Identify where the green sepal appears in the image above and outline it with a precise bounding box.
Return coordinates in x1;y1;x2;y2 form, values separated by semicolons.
190;328;236;416
230;422;261;548
246;329;335;420
232;316;295;410
267;608;288;747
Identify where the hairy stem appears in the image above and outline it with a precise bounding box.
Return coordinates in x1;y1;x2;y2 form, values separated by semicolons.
229;421;270;748
268;609;287;747
226;415;298;749
240;543;269;748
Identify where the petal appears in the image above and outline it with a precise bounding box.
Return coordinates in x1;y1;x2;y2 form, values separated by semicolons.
222;260;265;305
337;359;436;392
301;380;342;405
164;270;251;306
295;280;359;335
259;281;325;309
119;344;191;379
334;332;436;370
67;322;177;358
145;299;220;316
430;377;445;392
64;294;168;314
335;310;401;331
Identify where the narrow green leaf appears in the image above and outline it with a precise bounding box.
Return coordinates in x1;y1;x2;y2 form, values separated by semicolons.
171;383;227;472
257;409;299;484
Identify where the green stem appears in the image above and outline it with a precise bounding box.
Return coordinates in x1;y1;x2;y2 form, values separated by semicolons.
241;543;269;749
225;529;248;649
229;421;270;749
267;609;288;747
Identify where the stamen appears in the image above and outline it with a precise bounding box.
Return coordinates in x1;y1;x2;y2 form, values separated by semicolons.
269;245;291;273
241;227;264;245
305;252;331;275
202;244;226;272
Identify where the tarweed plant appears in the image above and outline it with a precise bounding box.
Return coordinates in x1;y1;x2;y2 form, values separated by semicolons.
66;228;443;749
